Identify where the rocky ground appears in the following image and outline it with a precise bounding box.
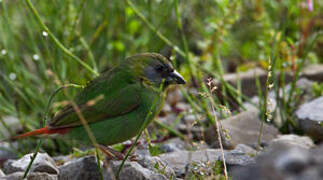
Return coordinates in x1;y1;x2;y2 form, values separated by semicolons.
1;64;323;180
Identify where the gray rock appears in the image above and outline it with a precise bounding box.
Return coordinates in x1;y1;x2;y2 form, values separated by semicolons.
156;113;177;126
161;103;172;114
166;88;185;106
296;96;323;141
57;154;171;180
271;147;310;174
3;172;57;180
214;68;293;97
3;153;58;175
234;144;257;156
159;143;181;153
159;138;186;153
58;155;102;180
109;161;168;180
175;102;191;112
232;144;323;180
243;78;315;127
182;114;198;124
310;143;323;166
52;155;70;165
158;148;255;177
0;169;5;177
132;145;175;179
294;78;315;102
214;68;267;97
270;78;313;105
0;116;22;138
0;142;18;163
269;134;314;149
302;64;323;82
205;109;279;148
178;124;203;141
137;156;175;178
161;135;209;152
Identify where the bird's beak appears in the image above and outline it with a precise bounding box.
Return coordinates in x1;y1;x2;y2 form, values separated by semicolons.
166;70;186;85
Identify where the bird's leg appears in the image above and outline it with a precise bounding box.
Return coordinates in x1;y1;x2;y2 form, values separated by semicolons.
99;144;138;161
120;141;141;154
150;135;170;144
98;144;124;160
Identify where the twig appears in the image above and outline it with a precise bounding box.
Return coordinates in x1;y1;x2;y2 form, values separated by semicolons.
209;98;228;180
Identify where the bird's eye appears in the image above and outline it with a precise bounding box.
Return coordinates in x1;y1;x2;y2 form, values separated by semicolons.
155;65;164;72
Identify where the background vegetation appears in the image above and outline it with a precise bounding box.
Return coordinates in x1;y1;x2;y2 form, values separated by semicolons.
0;0;322;160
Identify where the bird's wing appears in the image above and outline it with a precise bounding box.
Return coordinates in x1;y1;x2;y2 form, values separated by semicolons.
49;73;141;129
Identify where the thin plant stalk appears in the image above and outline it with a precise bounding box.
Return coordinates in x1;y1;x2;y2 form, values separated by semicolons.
67;98;104;180
174;0;194;78
66;0;87;45
125;0;185;57
206;82;228;180
116;81;165;178
24;0;99;77
258;57;275;150
23;84;83;178
154;120;186;140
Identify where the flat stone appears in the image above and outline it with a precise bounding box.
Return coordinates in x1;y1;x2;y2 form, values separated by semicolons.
0;169;5;177
57;154;171;180
215;68;267;97
214;68;293;97
205;109;280;148
137;156;175;179
0;142;18;163
234;144;257;156
232;143;323;180
156;113;177;126
161;103;172;114
0;116;22;138
310;143;323;166
158;148;255;177
175;102;191;113
3;172;57;180
58;155;102;180
3;153;58;175
296;96;323;141
109;161;168;180
159;138;186;153
269;134;314;149
166;87;185;106
302;64;323;82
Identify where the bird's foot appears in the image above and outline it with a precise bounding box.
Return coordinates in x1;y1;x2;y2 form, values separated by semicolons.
128;154;138;161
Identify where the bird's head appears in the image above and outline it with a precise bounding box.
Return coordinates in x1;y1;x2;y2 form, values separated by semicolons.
122;53;186;89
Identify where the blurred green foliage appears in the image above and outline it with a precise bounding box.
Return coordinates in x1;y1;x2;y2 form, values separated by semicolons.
312;82;323;97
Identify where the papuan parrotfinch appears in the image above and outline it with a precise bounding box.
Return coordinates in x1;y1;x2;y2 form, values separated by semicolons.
13;53;185;150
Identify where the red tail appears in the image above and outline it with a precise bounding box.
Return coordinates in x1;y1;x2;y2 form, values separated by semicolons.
11;126;70;140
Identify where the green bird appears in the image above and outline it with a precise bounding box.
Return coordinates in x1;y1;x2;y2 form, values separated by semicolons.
13;53;185;156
